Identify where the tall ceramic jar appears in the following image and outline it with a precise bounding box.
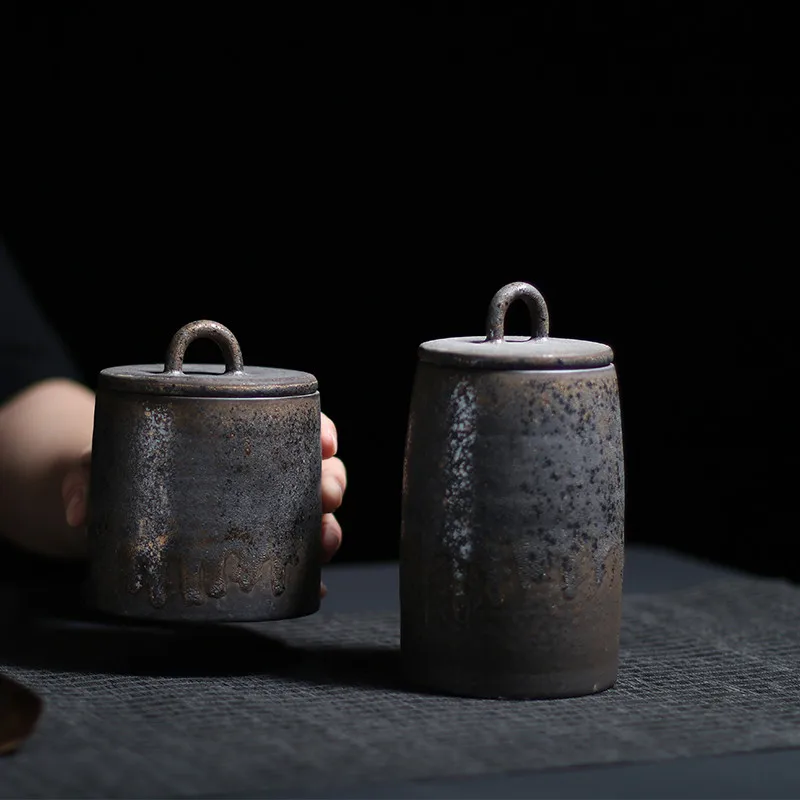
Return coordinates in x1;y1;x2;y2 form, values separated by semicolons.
400;282;625;699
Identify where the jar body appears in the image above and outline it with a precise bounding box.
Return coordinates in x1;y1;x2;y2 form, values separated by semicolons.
400;363;625;698
88;390;322;622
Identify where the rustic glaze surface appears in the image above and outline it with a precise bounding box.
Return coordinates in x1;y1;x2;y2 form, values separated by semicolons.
87;321;322;622
400;283;625;699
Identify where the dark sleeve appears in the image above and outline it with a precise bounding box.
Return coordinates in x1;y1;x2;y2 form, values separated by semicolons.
0;238;83;404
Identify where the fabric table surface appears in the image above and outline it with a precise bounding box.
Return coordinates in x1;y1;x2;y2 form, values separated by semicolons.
1;545;799;799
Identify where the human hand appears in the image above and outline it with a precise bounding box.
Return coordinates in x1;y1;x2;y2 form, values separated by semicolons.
319;412;346;562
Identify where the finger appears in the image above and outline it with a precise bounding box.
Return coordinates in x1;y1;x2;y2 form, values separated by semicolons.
62;468;89;528
321;513;342;562
320;412;338;459
320;581;328;598
77;448;92;470
322;456;347;513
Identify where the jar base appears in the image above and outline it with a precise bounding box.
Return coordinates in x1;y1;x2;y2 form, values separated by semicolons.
84;585;322;624
401;657;619;700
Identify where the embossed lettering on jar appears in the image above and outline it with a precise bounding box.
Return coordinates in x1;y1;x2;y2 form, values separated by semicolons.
400;282;625;699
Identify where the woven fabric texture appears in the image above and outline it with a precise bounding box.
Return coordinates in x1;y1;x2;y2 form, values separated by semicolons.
2;574;800;798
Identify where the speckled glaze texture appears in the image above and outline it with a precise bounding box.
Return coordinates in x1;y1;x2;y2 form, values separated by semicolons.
401;362;625;699
87;320;322;623
89;393;321;622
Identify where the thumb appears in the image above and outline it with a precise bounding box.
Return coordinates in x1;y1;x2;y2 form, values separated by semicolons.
62;451;92;528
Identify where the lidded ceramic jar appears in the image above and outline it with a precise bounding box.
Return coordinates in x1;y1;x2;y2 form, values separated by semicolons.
87;320;322;622
400;283;625;698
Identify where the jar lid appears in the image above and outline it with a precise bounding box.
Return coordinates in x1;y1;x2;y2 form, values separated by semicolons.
97;320;318;398
418;282;614;370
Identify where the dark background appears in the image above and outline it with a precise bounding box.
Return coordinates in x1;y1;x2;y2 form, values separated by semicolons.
0;4;794;575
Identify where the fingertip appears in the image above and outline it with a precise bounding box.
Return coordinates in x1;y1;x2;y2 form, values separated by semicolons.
65;487;87;528
320;414;338;458
321;514;342;562
62;469;89;528
321;431;336;460
321;474;344;513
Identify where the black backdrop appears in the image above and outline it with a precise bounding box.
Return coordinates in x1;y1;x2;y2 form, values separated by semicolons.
0;4;794;576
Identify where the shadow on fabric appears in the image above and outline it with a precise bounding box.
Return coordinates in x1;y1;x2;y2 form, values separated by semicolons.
0;584;405;692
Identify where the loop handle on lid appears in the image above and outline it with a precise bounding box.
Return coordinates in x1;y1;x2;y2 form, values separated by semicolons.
485;282;550;343
163;320;245;375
